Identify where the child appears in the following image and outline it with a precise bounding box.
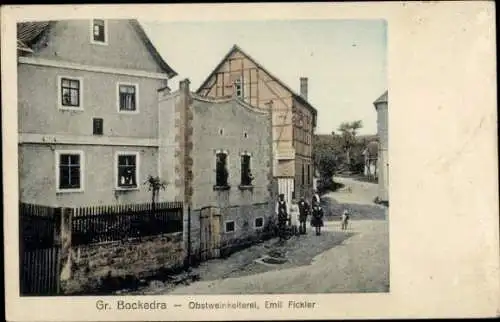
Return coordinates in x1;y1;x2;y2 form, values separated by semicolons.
341;208;351;230
298;197;309;234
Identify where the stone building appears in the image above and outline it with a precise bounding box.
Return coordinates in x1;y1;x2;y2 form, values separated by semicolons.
374;90;388;203
17;19;179;207
196;45;318;208
159;79;273;261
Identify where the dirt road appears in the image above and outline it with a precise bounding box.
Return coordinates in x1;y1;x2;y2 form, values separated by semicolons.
167;220;388;294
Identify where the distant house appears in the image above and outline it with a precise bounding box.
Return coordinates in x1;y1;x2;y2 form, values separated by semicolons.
196;45;318;208
17;19;178;207
374;90;388;203
159;79;273;260
363;139;379;179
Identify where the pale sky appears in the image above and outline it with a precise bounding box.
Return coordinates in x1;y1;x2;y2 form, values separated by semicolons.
140;19;387;135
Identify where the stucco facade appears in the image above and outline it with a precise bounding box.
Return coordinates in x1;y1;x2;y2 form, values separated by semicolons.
374;91;389;203
159;80;274;258
196;45;317;206
17;19;178;206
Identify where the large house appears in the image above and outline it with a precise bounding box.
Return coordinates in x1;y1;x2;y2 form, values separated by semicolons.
159;79;273;261
374;90;388;203
196;45;318;207
17;19;178;207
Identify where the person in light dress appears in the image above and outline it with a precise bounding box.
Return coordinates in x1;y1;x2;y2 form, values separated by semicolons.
288;199;300;236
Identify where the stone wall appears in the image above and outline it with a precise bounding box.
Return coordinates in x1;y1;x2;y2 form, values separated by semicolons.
63;232;184;294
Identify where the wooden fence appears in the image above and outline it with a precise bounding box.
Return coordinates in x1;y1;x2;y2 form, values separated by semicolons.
19;203;61;296
19;201;184;295
71;201;183;245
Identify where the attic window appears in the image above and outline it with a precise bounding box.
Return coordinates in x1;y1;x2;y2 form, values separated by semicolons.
91;19;107;44
234;78;243;98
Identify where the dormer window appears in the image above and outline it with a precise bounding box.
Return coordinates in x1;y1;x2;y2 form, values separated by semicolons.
91;19;107;44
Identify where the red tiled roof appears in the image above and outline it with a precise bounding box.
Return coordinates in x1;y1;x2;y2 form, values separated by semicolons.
17;21;51;45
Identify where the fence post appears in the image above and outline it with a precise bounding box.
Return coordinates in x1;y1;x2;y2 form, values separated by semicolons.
187;205;191;267
58;207;73;291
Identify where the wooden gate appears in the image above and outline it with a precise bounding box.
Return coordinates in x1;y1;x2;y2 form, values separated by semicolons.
20;247;61;295
199;206;221;261
19;203;61;296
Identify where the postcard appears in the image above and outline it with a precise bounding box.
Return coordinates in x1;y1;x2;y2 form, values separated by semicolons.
2;2;498;321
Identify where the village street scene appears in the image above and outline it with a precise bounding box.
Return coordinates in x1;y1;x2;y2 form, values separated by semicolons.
133;176;389;294
17;19;388;295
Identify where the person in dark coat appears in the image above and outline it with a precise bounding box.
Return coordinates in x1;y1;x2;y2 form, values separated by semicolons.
298;197;309;235
275;194;288;241
311;205;324;236
312;191;321;207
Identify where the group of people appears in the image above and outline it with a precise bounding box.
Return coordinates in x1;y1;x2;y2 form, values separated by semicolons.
275;191;325;240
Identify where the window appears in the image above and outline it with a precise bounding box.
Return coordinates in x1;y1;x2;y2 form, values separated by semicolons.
56;151;83;192
234;78;243;98
308;164;311;185
59;77;81;109
302;164;305;185
91;19;107;44
93;118;103;135
254;217;264;229
240;154;253;186
225;221;235;233
116;152;139;189
118;83;138;112
215;152;229;187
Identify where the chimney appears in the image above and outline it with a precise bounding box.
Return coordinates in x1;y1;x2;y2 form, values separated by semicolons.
300;77;308;101
179;78;191;95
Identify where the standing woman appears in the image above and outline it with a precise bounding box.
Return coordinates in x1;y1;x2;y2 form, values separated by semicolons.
312;190;321;207
289;199;300;236
311;204;324;236
275;194;288;241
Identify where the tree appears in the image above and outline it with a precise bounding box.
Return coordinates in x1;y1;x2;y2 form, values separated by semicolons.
313;134;343;180
335;120;363;169
144;175;167;213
